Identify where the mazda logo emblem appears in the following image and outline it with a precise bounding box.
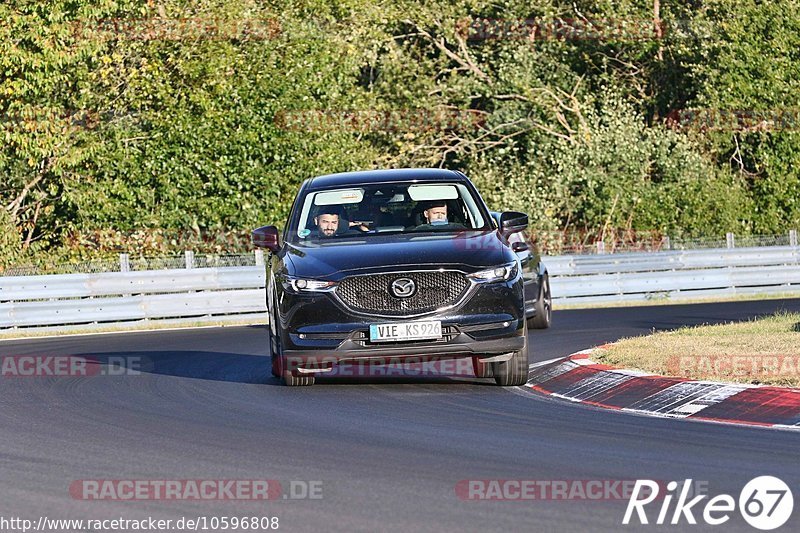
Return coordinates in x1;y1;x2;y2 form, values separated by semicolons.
390;278;416;298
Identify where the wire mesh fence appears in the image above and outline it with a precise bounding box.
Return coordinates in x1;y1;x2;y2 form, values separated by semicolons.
531;230;798;255
531;230;669;255
191;254;258;269
1;258;123;277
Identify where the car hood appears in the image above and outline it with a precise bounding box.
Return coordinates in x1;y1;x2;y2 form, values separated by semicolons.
284;230;514;279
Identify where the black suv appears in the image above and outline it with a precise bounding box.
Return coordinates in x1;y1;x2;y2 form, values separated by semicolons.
252;168;551;386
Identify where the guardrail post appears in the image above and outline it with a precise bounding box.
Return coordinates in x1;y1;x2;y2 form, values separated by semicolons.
726;232;735;248
185;250;195;269
119;253;130;272
596;241;605;254
663;236;671;250
790;230;798;247
255;249;265;266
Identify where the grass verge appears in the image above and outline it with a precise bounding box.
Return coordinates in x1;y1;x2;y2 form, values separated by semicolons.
593;311;800;387
555;291;800;310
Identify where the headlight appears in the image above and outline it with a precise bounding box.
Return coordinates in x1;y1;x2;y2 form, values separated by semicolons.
283;277;337;293
467;261;519;283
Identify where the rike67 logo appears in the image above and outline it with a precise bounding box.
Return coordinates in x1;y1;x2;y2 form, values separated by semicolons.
624;476;794;530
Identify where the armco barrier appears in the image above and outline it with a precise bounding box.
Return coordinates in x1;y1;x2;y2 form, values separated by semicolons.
1;244;799;330
0;266;267;330
547;245;800;305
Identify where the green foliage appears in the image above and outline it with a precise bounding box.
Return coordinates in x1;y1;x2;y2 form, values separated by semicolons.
470;93;753;237
685;0;800;232
1;0;798;264
0;208;21;268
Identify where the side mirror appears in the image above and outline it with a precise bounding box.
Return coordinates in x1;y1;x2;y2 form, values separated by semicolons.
511;241;529;253
499;211;529;238
489;211;501;229
252;225;281;253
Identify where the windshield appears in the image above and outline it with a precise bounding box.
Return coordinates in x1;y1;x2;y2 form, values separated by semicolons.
289;182;490;242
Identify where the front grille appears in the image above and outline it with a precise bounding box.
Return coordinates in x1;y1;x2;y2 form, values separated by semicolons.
336;271;470;316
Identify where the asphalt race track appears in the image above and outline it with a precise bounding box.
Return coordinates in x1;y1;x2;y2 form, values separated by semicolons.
2;299;800;533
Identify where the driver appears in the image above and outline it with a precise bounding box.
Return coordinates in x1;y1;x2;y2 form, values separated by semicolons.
311;205;366;238
312;205;343;238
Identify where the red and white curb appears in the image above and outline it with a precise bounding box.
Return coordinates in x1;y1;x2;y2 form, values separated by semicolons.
524;348;800;430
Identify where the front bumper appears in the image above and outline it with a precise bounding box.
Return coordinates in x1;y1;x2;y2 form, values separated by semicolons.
275;276;526;373
283;326;525;366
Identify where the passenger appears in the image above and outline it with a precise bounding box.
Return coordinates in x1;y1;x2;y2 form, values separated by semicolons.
414;200;465;231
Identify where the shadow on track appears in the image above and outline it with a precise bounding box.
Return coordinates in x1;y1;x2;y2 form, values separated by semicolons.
79;350;272;384
76;351;496;386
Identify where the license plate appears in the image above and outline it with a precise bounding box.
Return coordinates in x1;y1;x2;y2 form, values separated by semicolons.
369;321;442;342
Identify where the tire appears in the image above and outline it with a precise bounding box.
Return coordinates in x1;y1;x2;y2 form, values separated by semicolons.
278;351;315;387
492;323;529;386
271;322;315;386
268;289;281;378
269;327;280;378
282;367;315;387
528;273;552;329
472;357;494;378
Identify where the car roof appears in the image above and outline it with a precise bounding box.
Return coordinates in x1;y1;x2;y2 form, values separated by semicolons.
305;168;466;190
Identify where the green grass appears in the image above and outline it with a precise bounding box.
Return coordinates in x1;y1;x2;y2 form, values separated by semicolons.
593;311;800;387
555;291;800;310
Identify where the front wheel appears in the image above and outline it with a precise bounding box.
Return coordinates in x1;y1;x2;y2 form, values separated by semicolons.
278;353;315;386
528;273;552;329
492;323;529;386
271;327;315;386
269;327;281;378
282;367;315;387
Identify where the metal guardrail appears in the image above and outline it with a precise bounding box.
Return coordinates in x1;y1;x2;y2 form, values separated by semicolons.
1;245;799;330
548;245;800;305
0;266;267;330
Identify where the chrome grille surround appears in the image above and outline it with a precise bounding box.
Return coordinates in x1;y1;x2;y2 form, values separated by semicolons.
335;270;471;317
